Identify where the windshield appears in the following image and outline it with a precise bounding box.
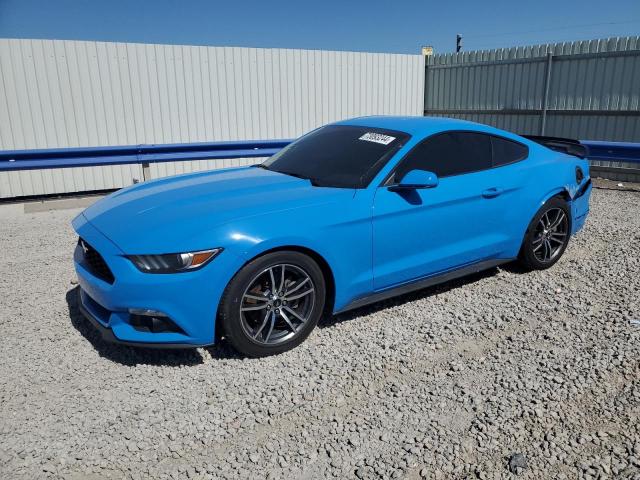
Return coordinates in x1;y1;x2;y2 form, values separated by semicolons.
261;125;410;188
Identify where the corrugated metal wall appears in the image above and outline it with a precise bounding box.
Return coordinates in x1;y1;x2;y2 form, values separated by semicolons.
425;36;640;141
0;38;425;198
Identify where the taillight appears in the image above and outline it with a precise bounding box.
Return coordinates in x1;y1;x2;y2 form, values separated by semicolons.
575;166;584;184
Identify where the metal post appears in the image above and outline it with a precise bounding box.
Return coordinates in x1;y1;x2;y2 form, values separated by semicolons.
540;52;553;135
423;59;429;117
142;162;151;181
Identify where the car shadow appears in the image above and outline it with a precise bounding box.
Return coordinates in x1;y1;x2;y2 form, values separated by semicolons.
319;264;512;329
68;262;521;363
394;189;423;205
499;261;530;275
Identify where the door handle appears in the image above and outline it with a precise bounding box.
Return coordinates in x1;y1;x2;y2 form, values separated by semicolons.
481;187;503;199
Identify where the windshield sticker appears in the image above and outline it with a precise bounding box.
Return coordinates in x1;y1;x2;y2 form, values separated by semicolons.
358;132;396;145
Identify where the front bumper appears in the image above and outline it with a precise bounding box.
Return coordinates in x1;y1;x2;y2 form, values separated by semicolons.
77;288;211;348
72;214;237;347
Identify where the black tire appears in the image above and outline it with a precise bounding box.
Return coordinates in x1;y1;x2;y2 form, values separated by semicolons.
219;251;326;357
518;196;572;271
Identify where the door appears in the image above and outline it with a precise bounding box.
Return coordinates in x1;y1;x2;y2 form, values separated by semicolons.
372;131;519;290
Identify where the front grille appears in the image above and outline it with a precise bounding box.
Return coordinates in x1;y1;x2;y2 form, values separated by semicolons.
78;238;115;284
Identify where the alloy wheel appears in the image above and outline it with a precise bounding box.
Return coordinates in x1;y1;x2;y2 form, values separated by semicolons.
239;264;316;345
532;207;569;263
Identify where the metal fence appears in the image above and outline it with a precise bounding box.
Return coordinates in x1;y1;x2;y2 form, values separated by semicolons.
424;36;640;142
3;36;640;199
0;39;425;198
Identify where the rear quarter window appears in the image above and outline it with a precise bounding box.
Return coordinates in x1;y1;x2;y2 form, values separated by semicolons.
491;136;528;167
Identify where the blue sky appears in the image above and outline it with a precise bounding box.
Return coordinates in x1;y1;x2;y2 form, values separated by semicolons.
1;0;639;54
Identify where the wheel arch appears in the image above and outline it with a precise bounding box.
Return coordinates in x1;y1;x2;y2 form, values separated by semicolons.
215;244;336;340
529;186;573;228
517;194;572;270
257;245;336;315
518;187;573;251
538;186;571;207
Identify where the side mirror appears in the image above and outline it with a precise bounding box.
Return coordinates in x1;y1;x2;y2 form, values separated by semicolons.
389;169;439;191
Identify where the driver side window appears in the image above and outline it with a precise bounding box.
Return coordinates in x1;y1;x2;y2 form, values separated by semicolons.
394;132;492;181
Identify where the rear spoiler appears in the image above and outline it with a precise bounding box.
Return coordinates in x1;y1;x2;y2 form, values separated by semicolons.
522;135;587;159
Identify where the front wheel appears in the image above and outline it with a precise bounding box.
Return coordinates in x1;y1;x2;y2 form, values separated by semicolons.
218;251;326;357
518;197;571;270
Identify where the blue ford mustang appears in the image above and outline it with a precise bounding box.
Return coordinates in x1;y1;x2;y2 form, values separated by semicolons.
73;116;592;356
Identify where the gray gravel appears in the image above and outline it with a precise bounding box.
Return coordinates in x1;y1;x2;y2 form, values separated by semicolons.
1;185;639;480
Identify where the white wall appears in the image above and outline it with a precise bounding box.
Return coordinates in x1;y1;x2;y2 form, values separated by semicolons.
0;39;425;198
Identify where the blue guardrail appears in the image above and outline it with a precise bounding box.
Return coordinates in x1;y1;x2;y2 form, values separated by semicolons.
580;141;640;164
0;139;638;172
0;140;293;172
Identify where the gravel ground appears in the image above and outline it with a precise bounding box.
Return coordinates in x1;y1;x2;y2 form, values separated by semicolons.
1;186;639;480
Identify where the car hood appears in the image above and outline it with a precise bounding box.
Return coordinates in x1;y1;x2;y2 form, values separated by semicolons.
79;167;353;253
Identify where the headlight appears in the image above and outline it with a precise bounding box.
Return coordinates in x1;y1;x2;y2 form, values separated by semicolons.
127;248;222;273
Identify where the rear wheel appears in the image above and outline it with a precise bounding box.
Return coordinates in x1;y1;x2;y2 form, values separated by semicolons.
519;197;571;270
219;251;325;357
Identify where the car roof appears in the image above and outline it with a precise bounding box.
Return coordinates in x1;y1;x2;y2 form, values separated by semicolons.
335;116;524;142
